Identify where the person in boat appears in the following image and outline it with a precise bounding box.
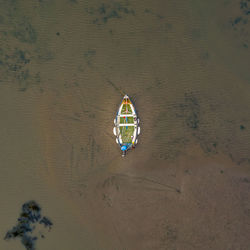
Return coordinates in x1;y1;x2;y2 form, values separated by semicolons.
121;145;127;157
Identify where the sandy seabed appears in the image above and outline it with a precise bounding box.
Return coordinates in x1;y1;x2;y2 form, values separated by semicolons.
0;0;250;249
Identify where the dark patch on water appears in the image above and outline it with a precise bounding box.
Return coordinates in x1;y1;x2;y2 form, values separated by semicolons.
236;157;250;165
243;43;248;48
12;17;37;44
89;136;96;168
232;16;242;25
175;93;221;156
228;0;250;48
0;45;51;90
34;48;54;62
18;70;30;91
241;177;250;183
56;32;60;36
172;93;222;156
195;134;218;155
0;47;36;90
0;1;53;91
78;135;101;166
164;92;250;163
4;201;53;250
84;49;96;57
144;8;164;19
0;0;36;41
240;124;245;130
152;136;190;161
85;1;135;25
0;48;31;70
39;216;53;228
158;221;178;249
83;49;96;66
200;51;209;63
177;92;200;130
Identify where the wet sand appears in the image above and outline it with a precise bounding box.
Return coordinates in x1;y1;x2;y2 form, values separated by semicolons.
0;0;250;249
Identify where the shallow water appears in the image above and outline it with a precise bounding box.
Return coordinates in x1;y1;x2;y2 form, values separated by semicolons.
1;0;250;249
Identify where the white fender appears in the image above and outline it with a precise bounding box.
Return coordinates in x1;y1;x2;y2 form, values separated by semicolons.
137;118;140;124
113;127;117;136
116;138;119;144
114;119;116;125
135;139;138;144
137;126;140;135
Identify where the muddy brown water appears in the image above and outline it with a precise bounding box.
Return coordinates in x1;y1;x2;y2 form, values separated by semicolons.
1;0;250;249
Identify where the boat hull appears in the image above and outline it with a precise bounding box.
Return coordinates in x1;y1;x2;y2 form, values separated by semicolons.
113;95;140;155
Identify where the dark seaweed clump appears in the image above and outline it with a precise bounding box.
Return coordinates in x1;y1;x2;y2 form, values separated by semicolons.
39;216;53;228
231;0;250;27
12;17;37;44
240;124;245;130
229;0;250;48
85;2;135;25
4;201;53;250
177;92;200;130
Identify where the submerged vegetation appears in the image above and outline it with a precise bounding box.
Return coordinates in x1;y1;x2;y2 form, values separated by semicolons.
85;1;135;25
4;201;53;250
228;0;250;48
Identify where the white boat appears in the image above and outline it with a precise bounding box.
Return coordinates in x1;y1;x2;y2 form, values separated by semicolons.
113;95;140;156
